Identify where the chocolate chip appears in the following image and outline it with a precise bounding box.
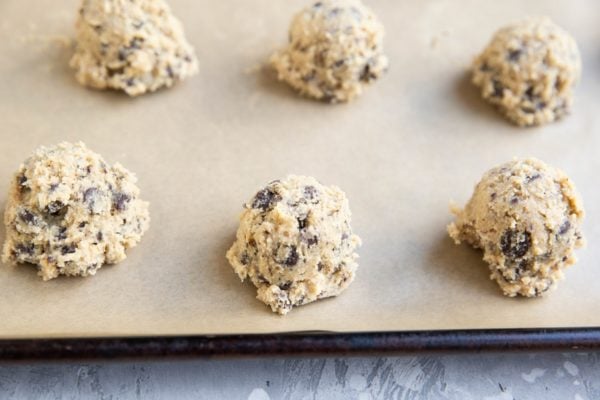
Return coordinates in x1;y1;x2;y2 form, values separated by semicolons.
490;192;497;200
61;245;76;255
341;233;349;241
317;262;324;271
298;217;308;230
302;71;316;82
276;295;292;312
559;221;571;235
329;7;342;16
313;1;323;7
511;260;530;280
279;282;292;291
524;86;535;100
83;187;98;204
306;236;319;246
500;229;531;260
126;78;135;87
15;243;34;256
118;49;127;61
304;185;318;200
508;49;522;62
275;245;299;267
492;80;504;97
128;37;143;50
239;252;250;265
79;222;88;228
113;192;131;211
360;64;375;82
107;66;125;77
510;197;519;204
18;175;27;186
526;174;541;183
521;106;536;114
19;210;36;224
97;231;103;242
45;201;65;216
86;264;98;274
321;93;336;103
57;227;67;241
251;188;281;211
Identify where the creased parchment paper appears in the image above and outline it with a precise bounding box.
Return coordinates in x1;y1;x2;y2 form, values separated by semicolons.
0;0;599;338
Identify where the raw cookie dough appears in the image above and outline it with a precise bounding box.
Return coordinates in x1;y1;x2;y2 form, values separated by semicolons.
70;0;198;96
270;0;388;103
226;176;361;315
448;158;585;297
2;142;150;280
471;17;581;127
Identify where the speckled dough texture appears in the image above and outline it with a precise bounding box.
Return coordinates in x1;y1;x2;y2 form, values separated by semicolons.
472;17;581;127
70;0;198;96
448;158;585;297
226;176;361;315
2;142;150;280
270;0;388;103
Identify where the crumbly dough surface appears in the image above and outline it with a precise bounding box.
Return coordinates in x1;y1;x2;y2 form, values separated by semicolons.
226;176;361;315
448;158;584;297
471;17;581;127
2;142;150;280
270;0;388;103
70;0;198;96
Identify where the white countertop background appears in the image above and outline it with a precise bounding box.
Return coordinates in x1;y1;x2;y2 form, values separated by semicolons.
1;352;599;399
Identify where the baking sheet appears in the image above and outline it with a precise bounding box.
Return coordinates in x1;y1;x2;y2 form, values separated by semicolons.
0;0;599;339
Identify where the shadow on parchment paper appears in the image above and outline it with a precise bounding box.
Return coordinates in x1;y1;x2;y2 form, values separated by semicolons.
424;232;501;298
42;37;84;94
452;70;508;126
254;63;322;104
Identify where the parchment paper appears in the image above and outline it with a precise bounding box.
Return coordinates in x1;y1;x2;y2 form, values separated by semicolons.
0;0;599;339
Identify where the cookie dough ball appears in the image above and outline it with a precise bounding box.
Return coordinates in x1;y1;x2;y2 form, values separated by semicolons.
2;142;150;280
448;158;584;297
226;176;361;314
472;17;581;126
70;0;198;96
270;0;388;103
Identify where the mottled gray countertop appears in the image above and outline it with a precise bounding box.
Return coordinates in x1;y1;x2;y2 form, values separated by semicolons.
1;352;599;399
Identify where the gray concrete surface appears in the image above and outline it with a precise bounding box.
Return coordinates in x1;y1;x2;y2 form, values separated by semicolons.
1;352;600;399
